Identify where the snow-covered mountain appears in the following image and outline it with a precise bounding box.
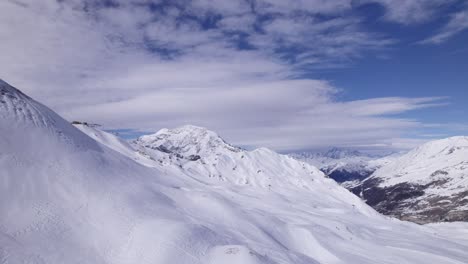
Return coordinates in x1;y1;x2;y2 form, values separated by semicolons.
352;137;468;224
290;148;398;187
3;79;468;264
131;125;334;189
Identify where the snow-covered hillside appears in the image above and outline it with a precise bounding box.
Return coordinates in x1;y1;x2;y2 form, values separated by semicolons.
2;79;468;264
352;137;468;223
290;148;398;187
74;123;159;167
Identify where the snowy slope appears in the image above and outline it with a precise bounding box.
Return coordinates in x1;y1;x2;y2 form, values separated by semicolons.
0;80;197;263
74;123;158;167
2;79;468;264
353;137;468;223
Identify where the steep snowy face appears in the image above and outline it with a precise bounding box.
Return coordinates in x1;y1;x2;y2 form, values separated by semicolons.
1;79;64;131
0;80;183;263
0;79;98;150
352;137;468;223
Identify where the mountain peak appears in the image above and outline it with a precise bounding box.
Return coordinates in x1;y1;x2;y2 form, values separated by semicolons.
439;136;468;145
0;79;27;98
408;136;468;159
1;79;54;127
135;125;240;158
323;147;365;159
0;79;98;149
155;124;212;138
0;78;12;88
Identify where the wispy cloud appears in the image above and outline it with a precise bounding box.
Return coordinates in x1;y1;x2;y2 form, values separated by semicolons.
369;0;455;24
0;0;460;151
421;9;468;44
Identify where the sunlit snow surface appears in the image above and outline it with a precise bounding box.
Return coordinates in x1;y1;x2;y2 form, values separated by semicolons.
370;137;468;195
2;79;468;264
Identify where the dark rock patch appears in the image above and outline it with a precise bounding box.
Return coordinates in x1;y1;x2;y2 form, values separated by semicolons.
325;169;374;183
348;178;468;224
430;170;449;177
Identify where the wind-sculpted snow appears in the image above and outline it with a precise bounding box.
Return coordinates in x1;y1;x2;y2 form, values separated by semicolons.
2;79;468;264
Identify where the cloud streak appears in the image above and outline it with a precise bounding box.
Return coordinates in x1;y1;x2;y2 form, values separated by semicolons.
421;9;468;44
370;0;455;24
0;0;462;151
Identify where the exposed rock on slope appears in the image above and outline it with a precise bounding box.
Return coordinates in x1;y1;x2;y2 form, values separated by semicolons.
351;137;468;224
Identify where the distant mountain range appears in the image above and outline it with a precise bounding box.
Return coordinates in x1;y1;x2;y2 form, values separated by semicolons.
289;148;400;186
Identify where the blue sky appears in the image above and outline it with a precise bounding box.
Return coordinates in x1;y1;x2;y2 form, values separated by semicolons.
318;31;468;127
1;0;467;152
318;3;468;141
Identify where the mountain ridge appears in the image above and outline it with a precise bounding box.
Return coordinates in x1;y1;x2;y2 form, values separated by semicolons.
352;136;468;223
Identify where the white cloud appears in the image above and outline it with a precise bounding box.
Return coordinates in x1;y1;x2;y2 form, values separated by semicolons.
0;0;457;151
421;9;468;44
191;0;251;15
368;0;454;24
255;0;352;15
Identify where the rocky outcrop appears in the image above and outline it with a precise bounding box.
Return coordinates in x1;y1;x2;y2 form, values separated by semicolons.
350;137;468;224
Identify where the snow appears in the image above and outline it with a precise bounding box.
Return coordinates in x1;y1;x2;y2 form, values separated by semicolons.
425;222;468;243
369;136;468;196
137;125;241;157
133;129;334;191
2;79;468;264
74;123;158;167
206;245;271;264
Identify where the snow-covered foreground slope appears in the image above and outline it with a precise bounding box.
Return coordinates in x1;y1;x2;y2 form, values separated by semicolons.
2;79;468;264
352;137;468;223
74;123;158;167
